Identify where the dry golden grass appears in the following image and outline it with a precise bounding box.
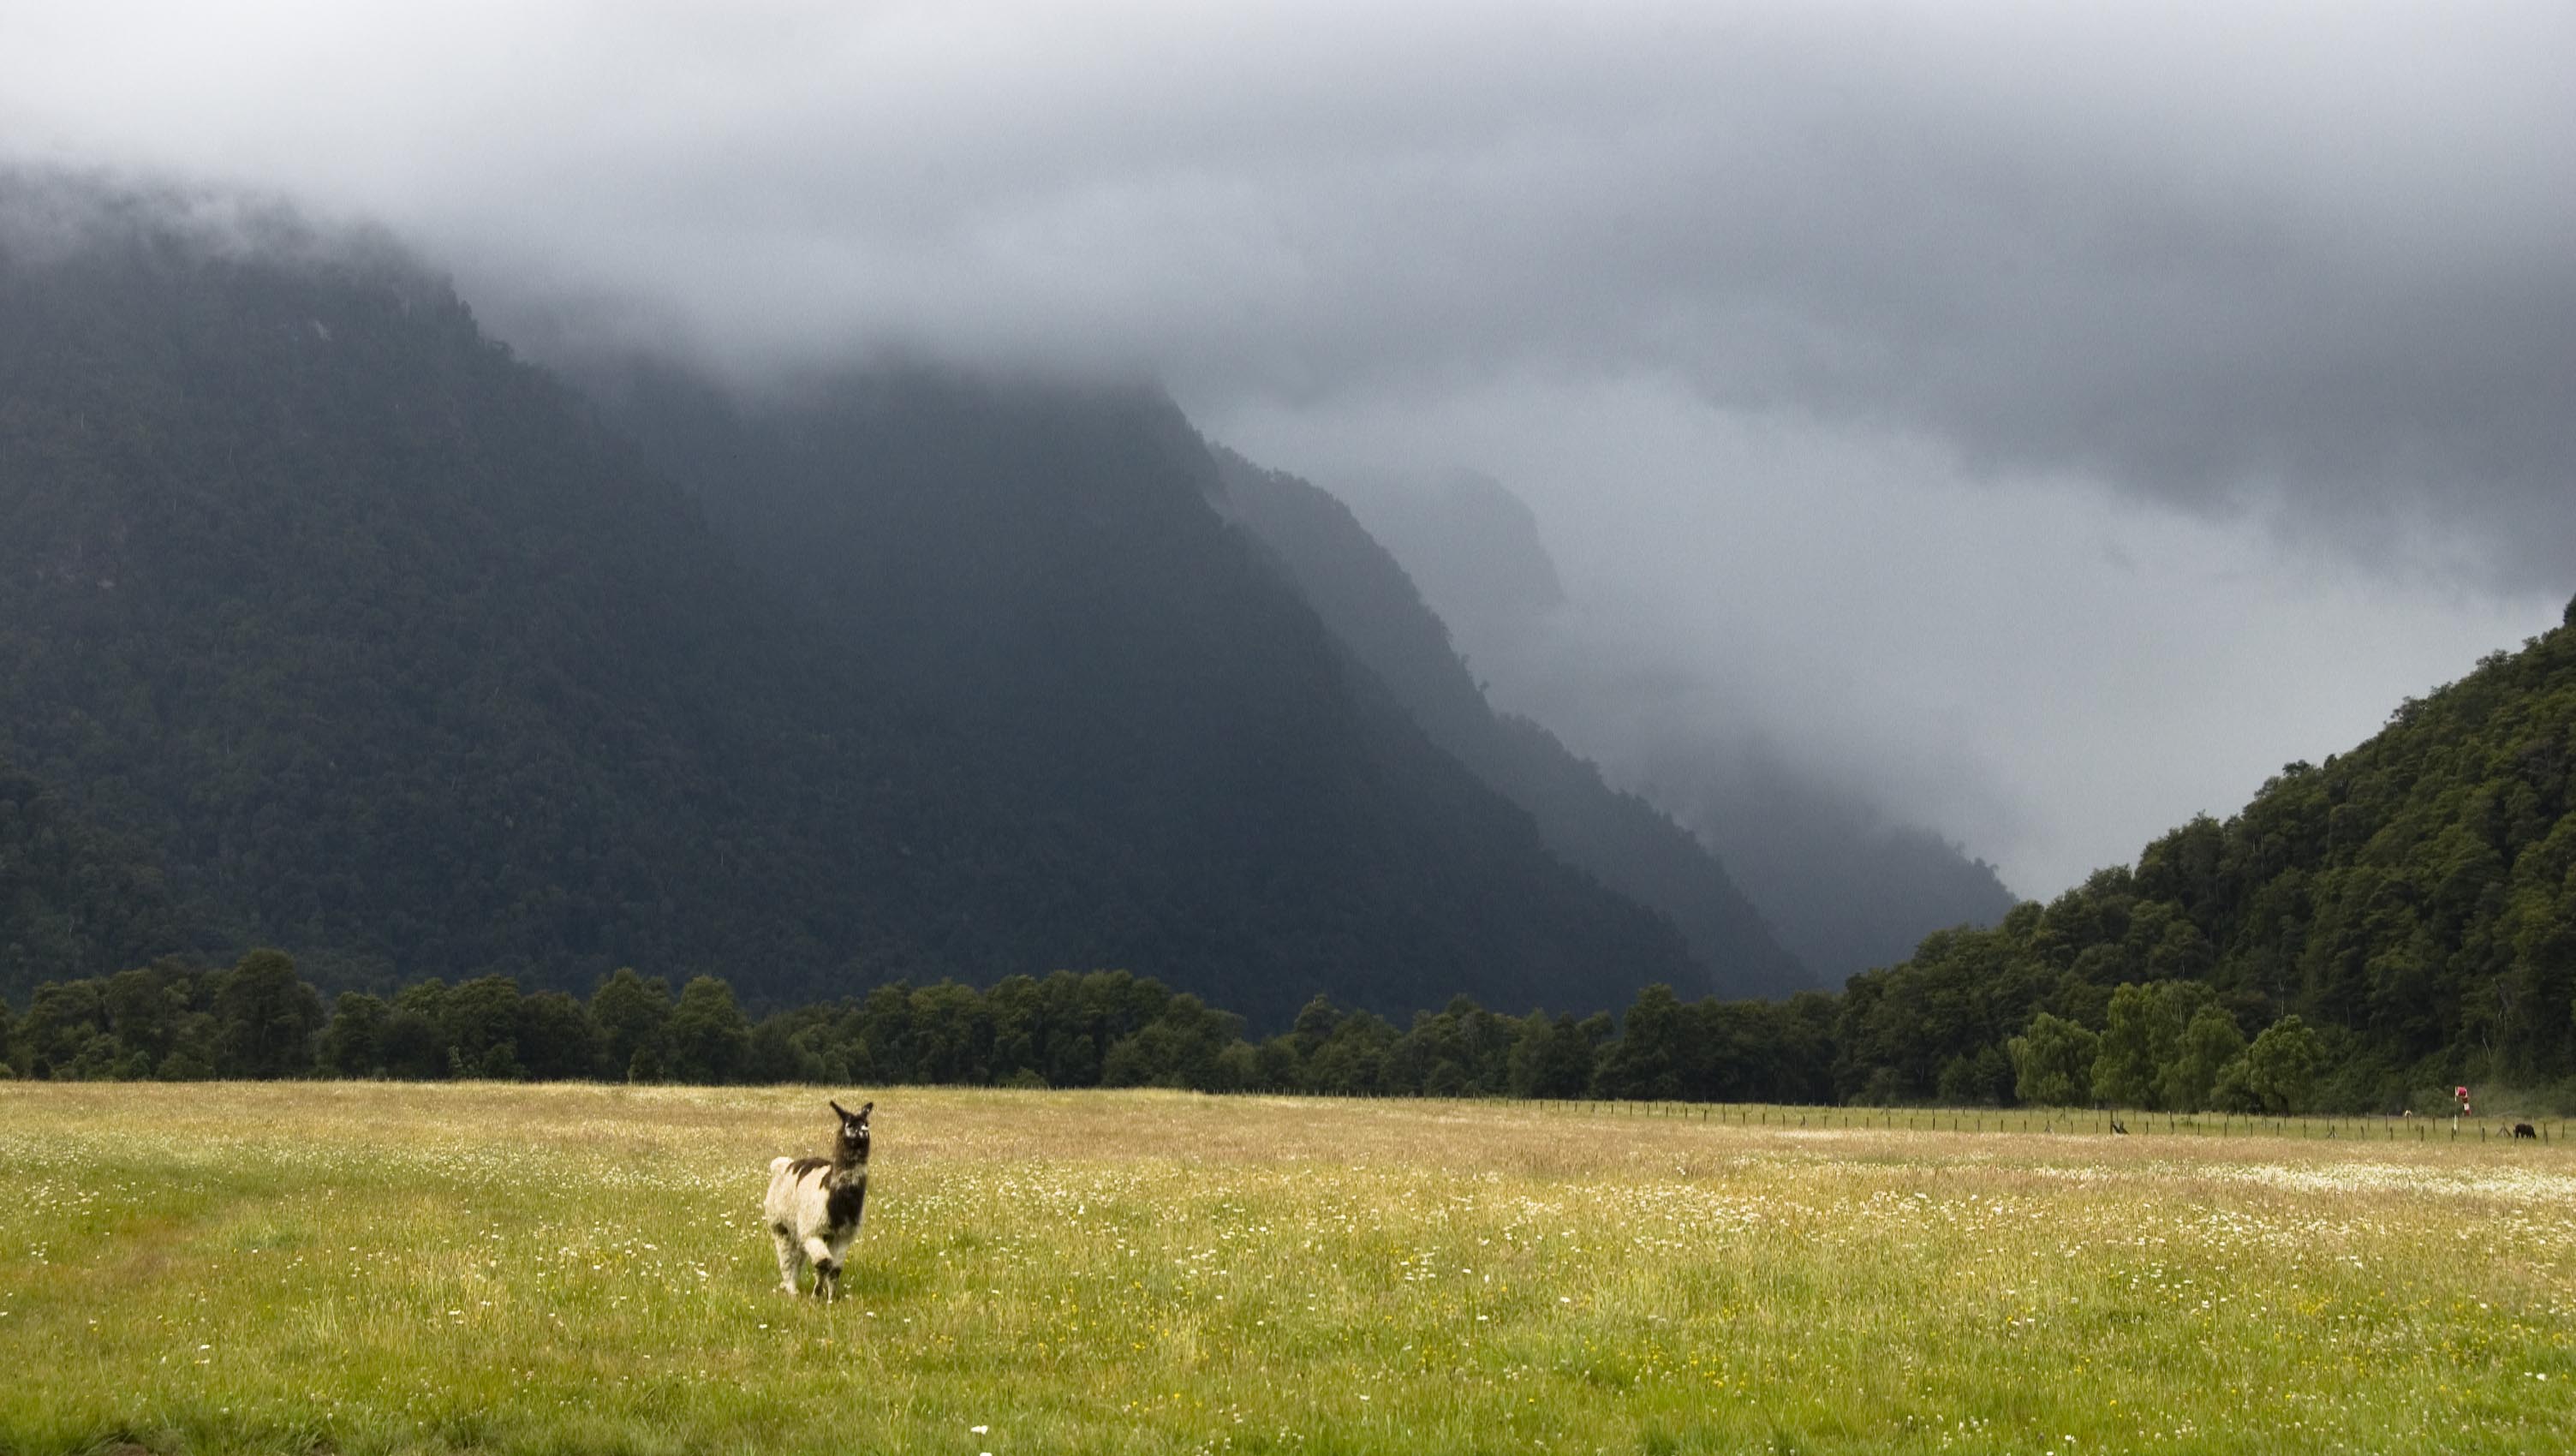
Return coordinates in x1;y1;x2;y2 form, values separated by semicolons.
3;1083;2573;1453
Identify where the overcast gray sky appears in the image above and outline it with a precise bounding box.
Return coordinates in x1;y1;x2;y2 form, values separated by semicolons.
6;1;2569;897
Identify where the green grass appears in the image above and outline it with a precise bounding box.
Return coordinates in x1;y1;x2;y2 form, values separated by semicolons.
3;1083;2573;1453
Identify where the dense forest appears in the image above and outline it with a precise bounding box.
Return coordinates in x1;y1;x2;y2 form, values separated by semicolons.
25;599;2570;1111
0;750;215;989
0;948;1829;1102
0;171;1720;1025
0;944;2332;1119
1839;600;2576;1113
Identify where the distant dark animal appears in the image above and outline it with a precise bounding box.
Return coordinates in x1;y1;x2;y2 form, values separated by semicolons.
2109;1117;2128;1136
765;1100;872;1299
2513;1122;2538;1140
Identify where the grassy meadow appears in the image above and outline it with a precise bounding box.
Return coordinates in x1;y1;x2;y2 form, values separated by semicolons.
3;1084;2573;1454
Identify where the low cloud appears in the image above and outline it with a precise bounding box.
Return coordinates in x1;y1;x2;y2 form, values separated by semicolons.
1214;376;2563;897
5;2;2569;892
6;3;2569;579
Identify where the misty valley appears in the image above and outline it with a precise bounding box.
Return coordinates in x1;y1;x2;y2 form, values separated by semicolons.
4;169;2576;1120
7;20;2576;1443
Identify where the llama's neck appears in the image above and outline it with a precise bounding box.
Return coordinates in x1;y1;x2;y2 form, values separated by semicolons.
827;1153;868;1187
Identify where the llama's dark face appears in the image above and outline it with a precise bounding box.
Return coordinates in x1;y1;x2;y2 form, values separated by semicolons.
830;1100;873;1164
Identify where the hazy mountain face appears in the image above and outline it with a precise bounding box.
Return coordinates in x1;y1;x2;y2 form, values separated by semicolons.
1636;739;2020;982
0;180;964;998
13;8;2567;906
1215;450;1805;997
1345;473;2017;983
581;356;1719;1024
1347;472;1567;630
0;176;1720;1023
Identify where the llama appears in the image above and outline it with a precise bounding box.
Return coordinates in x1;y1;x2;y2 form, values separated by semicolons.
765;1099;871;1300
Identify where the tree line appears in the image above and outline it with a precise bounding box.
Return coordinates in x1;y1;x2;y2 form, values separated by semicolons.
9;611;2567;1116
2;949;2344;1112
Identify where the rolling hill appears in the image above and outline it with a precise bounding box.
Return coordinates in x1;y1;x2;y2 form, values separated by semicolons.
1839;600;2576;1106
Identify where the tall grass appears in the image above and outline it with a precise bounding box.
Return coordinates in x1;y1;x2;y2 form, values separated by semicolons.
3;1083;2571;1453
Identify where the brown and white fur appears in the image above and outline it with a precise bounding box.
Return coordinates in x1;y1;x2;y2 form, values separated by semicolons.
764;1099;871;1299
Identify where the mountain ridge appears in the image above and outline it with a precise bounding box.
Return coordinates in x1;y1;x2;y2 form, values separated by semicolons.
1212;447;1804;997
0;172;1713;1024
1337;470;2018;982
587;358;1715;1021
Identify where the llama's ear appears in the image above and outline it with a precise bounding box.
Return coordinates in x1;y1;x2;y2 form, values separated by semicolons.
856;1101;874;1123
830;1100;852;1119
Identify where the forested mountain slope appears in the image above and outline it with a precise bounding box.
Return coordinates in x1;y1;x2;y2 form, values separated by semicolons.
589;363;1710;1020
1213;450;1804;997
0;179;1004;1003
0;175;1709;1023
1840;603;2576;1107
0;751;213;997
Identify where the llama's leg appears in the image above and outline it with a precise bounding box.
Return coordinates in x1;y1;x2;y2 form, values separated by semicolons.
802;1236;838;1300
772;1226;805;1296
819;1232;856;1302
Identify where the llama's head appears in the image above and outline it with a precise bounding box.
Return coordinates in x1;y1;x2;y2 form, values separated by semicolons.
829;1100;874;1165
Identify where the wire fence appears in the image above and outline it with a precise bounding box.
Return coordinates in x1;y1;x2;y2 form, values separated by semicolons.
1541;1100;2563;1144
